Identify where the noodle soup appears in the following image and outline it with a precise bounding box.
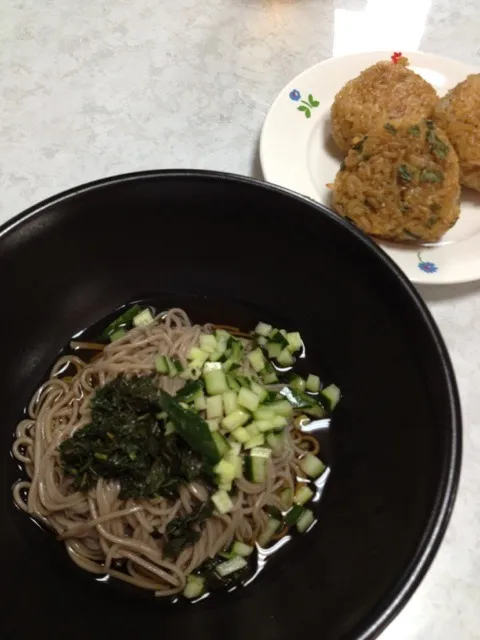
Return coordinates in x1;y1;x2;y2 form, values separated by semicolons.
12;301;339;602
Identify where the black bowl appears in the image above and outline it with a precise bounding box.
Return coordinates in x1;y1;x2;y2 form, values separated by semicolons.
0;170;460;639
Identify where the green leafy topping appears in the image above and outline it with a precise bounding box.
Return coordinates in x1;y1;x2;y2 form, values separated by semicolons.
420;169;444;184
59;374;217;498
384;123;397;134
426;216;438;228
426;119;435;129
164;501;213;557
408;125;421;137
398;164;413;183
340;160;346;172
100;305;142;340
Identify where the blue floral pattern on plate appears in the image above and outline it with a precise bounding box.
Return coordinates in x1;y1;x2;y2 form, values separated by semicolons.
417;253;438;274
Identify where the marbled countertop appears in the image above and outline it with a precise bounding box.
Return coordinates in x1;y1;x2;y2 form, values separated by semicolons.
1;0;479;637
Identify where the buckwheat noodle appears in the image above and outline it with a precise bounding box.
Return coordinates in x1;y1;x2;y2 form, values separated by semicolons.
12;308;310;596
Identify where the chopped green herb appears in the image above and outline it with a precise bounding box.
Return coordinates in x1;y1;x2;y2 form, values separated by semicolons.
398;164;413;183
400;205;410;213
403;229;422;241
420;169;444;184
352;137;367;152
426;216;438;228
426;119;435;129
408;125;420;137
340;160;346;172
363;154;372;161
384;123;397;134
426;129;450;159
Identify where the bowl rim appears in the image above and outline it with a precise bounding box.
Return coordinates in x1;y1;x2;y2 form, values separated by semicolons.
0;169;462;639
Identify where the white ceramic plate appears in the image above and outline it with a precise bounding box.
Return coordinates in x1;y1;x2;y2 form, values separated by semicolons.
260;51;480;285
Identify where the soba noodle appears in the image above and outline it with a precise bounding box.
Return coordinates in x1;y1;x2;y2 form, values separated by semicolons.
12;308;315;597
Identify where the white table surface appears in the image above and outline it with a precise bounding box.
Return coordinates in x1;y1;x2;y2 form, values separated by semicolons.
1;0;479;637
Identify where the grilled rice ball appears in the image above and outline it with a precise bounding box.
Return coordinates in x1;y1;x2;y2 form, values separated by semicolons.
434;74;480;191
331;58;438;153
332;119;460;243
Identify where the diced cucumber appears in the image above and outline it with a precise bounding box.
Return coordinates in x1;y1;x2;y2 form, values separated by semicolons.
268;329;288;348
206;419;219;432
237;387;260;412
235;375;251;388
109;328;127;342
285;505;305;526
277;348;294;367
255;419;276;433
245;423;260;438
167;357;179;377
230;340;243;363
300;454;325;478
247;348;266;372
320;384;341;411
289;374;306;392
222;390;238;415
209;349;225;362
294;484;314;506
183;575;205;599
286;331;303;353
203;361;223;372
254;407;275;421
230;426;249;443
200;334;217;354
204;369;228;395
296;508;315;533
215;329;231;341
250;382;268;403
222;410;250;431
155;355;169;374
194;393;206;411
228;441;242;456
231;541;254;557
266;431;285;454
211;489;234;514
206;395;223;419
255;322;272;337
266;342;282;360
257;518;281;546
216;556;248;577
212;431;230;457
214;459;236;484
250;446;272;459
225;452;243;478
257;336;267;346
272;416;288;430
269;400;293;417
226;374;241;392
245;453;268;483
133;308;154;327
262;370;278;384
244;434;265;450
165;421;176;435
306;374;321;393
280;487;293;509
188;347;209;366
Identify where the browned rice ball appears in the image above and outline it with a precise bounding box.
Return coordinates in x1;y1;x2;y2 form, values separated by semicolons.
331;58;438;153
434;74;480;191
332;119;461;243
